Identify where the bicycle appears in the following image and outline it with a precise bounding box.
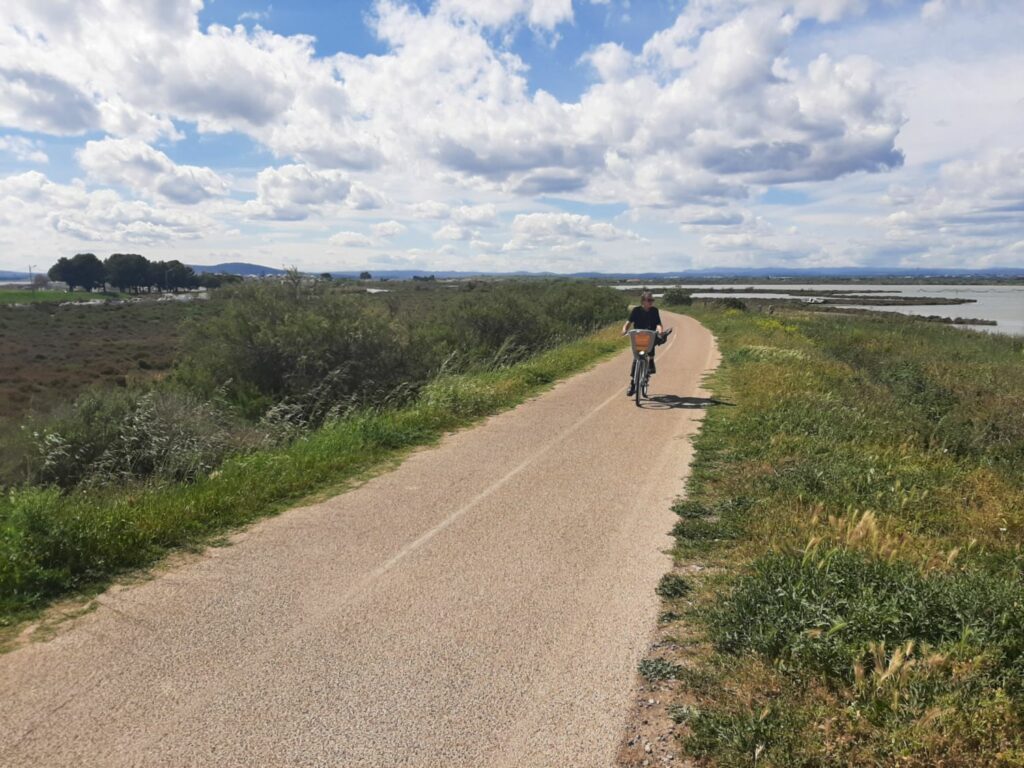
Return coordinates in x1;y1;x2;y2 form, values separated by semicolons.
626;329;657;406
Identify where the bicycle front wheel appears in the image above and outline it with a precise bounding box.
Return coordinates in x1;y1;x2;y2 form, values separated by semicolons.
634;358;646;406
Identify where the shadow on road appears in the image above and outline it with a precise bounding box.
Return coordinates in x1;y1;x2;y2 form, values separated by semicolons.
640;395;734;410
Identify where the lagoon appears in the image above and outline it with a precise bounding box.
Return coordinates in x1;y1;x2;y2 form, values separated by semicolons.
614;283;1024;336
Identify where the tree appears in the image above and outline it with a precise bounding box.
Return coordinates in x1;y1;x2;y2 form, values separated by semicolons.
197;272;243;289
359;271;372;280
49;253;105;292
48;257;73;290
72;253;106;292
32;273;50;290
150;260;198;292
105;253;150;293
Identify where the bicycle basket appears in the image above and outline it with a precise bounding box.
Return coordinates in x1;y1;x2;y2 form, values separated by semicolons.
629;330;656;357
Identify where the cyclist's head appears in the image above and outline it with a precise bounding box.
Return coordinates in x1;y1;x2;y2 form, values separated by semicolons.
640;291;654;305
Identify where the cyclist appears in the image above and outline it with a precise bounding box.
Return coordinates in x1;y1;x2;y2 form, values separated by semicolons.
622;291;671;396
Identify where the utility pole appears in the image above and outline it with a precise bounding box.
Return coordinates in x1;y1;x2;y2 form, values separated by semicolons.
28;264;36;292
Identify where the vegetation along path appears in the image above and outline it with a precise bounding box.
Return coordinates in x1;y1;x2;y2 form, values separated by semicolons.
0;311;718;767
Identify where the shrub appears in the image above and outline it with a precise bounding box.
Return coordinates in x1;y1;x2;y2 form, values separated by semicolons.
177;277;415;422
178;279;626;422
33;388;261;489
672;499;712;518
415;281;625;372
639;658;684;681
656;572;692;599
30;387;137;488
663;288;693;306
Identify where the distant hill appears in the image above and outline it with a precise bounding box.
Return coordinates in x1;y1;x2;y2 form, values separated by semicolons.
189;262;290;277
185;263;1024;281
0;271;30;281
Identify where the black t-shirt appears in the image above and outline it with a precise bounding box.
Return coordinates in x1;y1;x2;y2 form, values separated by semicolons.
628;305;661;331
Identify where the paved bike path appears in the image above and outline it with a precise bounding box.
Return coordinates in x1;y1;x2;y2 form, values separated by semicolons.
0;312;718;768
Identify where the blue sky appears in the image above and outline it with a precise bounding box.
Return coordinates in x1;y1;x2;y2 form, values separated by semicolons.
0;0;1021;273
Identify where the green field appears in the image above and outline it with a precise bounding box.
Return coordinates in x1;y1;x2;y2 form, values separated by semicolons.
0;290;72;304
0;289;135;305
651;304;1024;766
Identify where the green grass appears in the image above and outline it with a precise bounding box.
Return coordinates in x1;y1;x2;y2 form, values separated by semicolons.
0;290;132;304
0;326;624;631
0;290;70;304
657;306;1024;767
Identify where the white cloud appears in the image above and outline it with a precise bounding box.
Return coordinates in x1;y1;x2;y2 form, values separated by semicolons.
884;146;1024;263
329;230;374;247
678;207;747;229
504;212;641;251
452;203;497;225
0;170;212;245
921;0;946;21
434;223;471;240
247;164;351;220
77;138;228;204
239;7;272;23
435;0;573;30
371;220;406;238
584;43;633;82
410;200;451;219
0;135;47;163
346;182;387;210
0;0;907;210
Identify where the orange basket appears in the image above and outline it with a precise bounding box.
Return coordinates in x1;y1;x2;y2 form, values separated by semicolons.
628;330;656;356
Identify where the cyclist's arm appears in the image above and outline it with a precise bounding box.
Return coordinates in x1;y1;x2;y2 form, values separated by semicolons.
622;320;632;335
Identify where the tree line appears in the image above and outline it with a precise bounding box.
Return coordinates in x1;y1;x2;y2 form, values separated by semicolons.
47;253;242;293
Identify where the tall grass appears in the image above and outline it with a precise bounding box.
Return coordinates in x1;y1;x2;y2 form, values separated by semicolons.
659;306;1024;766
0;325;624;628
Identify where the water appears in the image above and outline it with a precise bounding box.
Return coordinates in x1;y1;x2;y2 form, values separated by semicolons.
613;284;1024;336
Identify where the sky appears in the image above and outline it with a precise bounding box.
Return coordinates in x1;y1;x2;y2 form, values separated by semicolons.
0;0;1021;274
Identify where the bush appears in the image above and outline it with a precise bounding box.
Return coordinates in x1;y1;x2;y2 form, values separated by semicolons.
177;277;415;422
663;288;693;306
713;297;747;311
415;282;626;372
178;279;625;423
639;658;684;681
33;388;261;489
656;572;692;599
30;388;137;488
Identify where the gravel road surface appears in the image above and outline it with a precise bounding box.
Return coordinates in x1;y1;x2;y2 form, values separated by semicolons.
1;312;718;767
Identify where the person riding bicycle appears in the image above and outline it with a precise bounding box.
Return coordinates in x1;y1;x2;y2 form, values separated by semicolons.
622;291;672;396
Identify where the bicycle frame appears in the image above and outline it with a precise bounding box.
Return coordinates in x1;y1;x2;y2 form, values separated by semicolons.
627;329;656;406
